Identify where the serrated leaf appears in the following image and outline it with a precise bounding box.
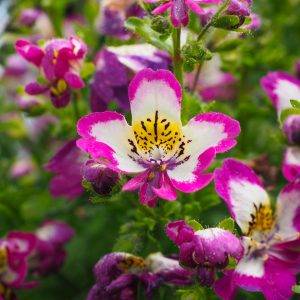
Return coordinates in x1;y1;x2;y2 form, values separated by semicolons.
187;220;203;231
218;217;235;232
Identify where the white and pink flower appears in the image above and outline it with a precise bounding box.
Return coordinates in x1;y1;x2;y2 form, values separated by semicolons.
214;158;300;300
77;68;240;206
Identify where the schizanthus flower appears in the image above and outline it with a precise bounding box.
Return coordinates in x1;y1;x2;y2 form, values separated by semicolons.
90;44;170;112
77;68;240;206
97;0;145;39
15;37;87;108
33;221;75;275
214;159;300;300
87;252;192;299
166;220;243;286
0;232;36;290
282;146;300;182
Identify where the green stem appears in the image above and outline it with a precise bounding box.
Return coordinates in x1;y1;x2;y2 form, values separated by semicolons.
191;63;202;94
197;0;231;41
172;27;183;85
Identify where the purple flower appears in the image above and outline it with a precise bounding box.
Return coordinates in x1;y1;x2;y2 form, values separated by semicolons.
283;115;300;145
18;8;42;26
0;232;36;289
32;220;74;276
166;220;243;286
15;37;87;108
226;0;252;17
82;160;120;196
10;156;35;179
45;140;86;200
146;0;221;27
244;13;261;31
214;159;300;300
90;44;170;112
77;69;240;207
97;0;145;39
282;146;300;182
87;252;192;299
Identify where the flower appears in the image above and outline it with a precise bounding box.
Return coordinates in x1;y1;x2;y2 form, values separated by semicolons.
77;68;240;206
15;37;87;108
282;146;300;182
214;159;300;300
226;0;252;17
82;160;120;196
32;221;74;276
45;140;86;200
166;220;243;286
187;55;236;102
0;232;36;289
90;44;170;112
87;252;192;299
146;0;220;27
283;115;300;145
261;71;300;118
97;0;145;39
244;13;261;31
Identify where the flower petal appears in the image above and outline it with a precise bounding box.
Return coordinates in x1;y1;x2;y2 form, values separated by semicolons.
168;148;215;193
128;68;182;123
282;146;300;182
152;172;177;201
214;159;271;235
15;40;44;67
186;0;205;16
77;112;146;173
64;72;85;89
261;71;300;116
275;181;300;242
183;112;240;154
152;2;172;15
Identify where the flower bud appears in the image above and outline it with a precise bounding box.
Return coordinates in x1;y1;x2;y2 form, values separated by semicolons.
151;16;172;35
283;115;300;145
82;160;120;196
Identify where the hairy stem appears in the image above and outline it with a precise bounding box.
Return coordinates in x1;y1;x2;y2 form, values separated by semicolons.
172;27;183;85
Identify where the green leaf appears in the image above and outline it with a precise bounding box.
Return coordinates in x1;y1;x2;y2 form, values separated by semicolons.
187;220;204;231
293;285;300;294
290;99;300;108
212;15;242;30
80;62;95;79
218;217;235;232
280;107;300;123
125;17;172;53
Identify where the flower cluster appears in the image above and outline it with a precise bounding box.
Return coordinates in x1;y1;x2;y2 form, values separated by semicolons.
87;252;192;299
15;37;87;108
0;221;73;299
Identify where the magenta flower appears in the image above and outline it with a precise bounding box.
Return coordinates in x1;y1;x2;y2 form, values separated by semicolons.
0;232;36;289
15;37;87;108
33;220;74;276
282;146;300;182
146;0;221;27
166;220;243;286
87;252;192;300
214;159;300;300
283;114;300;145
227;0;252;17
77;69;240;207
45;140;86;200
261;71;300;117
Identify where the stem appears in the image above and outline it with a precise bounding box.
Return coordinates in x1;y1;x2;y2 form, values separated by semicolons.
172;27;183;85
197;0;231;41
191;63;202;94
